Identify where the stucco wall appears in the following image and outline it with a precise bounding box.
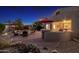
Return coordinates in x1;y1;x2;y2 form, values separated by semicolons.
45;7;79;41
49;7;79;36
43;32;72;42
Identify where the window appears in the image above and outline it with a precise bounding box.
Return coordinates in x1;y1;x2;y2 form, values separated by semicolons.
52;19;72;32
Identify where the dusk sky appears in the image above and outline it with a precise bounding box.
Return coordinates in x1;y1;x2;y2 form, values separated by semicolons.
0;6;68;25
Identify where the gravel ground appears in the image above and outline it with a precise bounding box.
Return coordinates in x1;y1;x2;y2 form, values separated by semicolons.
1;31;79;53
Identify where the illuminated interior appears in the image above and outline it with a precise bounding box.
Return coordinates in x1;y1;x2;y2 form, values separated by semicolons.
46;24;51;30
52;19;72;32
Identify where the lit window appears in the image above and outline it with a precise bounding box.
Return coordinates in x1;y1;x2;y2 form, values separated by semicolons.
52;19;72;32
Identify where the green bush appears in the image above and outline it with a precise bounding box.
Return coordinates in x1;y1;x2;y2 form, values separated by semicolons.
0;23;5;33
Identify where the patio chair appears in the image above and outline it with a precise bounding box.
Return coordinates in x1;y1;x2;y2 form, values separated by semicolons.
22;31;28;37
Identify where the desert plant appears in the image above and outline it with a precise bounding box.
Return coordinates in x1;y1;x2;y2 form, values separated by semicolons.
10;43;40;53
0;39;11;49
27;44;40;53
10;43;28;53
0;23;5;33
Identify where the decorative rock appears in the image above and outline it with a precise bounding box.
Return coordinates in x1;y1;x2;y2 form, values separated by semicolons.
51;49;58;53
2;32;8;36
0;50;10;53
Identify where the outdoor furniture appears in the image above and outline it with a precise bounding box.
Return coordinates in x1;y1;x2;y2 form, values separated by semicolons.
13;30;19;36
22;31;28;37
18;30;23;36
14;32;18;36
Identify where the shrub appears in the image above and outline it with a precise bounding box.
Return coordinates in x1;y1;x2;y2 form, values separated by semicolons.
10;43;28;53
0;23;5;33
0;39;11;49
27;44;40;53
10;43;40;53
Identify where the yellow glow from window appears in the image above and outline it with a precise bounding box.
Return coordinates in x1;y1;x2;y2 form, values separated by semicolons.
46;24;50;30
53;24;55;29
63;20;71;32
52;19;72;32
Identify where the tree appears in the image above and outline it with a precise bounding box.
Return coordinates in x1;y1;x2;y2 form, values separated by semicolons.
14;18;23;30
0;23;5;33
32;22;43;31
23;25;29;30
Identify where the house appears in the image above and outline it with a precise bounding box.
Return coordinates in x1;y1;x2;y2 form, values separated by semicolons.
43;7;79;42
39;18;53;30
4;23;17;32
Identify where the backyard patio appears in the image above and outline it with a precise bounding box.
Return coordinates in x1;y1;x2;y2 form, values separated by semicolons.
1;31;79;53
